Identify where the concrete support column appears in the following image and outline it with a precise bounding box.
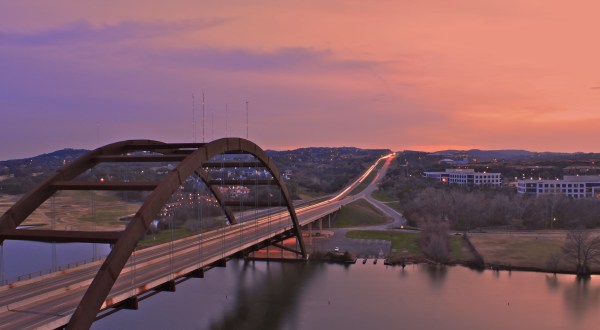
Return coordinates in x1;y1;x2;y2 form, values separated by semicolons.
307;222;313;247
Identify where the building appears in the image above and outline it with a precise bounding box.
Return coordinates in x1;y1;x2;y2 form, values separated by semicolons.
517;175;600;198
423;169;501;186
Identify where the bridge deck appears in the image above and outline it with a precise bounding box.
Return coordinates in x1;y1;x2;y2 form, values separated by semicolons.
0;198;344;329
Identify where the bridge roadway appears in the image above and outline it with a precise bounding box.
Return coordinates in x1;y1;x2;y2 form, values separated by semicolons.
0;154;393;329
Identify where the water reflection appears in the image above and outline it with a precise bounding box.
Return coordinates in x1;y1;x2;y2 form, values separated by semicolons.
545;274;560;291
420;264;447;289
208;261;320;330
6;241;600;329
398;266;408;279
562;276;600;319
93;262;600;330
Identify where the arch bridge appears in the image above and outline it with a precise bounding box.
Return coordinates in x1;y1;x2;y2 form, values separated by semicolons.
0;138;332;329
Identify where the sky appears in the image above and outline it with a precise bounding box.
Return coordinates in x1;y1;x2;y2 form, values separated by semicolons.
1;1;600;160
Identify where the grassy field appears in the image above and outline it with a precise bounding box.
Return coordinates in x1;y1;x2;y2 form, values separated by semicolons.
78;193;139;228
467;233;584;271
334;199;389;228
0;194;19;215
370;189;402;212
138;228;191;248
449;235;473;261
345;230;473;262
1;192;136;230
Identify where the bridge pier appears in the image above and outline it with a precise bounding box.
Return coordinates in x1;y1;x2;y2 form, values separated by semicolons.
186;268;204;278
156;280;176;292
115;296;139;310
307;222;313;247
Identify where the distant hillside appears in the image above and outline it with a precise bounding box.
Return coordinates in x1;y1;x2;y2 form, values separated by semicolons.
0;148;88;174
0;146;390;198
429;149;598;161
0;149;89;194
266;147;391;198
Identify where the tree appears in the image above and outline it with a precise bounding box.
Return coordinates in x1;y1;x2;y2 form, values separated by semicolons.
418;215;450;262
562;229;600;277
546;253;562;274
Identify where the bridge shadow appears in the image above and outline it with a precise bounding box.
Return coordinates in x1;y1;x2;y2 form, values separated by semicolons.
208;260;320;330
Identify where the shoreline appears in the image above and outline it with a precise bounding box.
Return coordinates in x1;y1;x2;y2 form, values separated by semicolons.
304;249;595;276
383;258;599;276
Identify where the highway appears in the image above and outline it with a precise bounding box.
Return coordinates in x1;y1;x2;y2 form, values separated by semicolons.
0;153;394;329
361;156;407;228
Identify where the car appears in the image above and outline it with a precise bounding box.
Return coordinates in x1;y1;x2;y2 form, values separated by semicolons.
334;247;340;252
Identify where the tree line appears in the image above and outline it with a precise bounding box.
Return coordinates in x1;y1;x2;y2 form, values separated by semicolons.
401;185;600;230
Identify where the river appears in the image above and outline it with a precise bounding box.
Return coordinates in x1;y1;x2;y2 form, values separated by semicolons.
2;241;599;329
93;259;600;330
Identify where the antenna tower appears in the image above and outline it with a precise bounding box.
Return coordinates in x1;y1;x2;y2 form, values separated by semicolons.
192;94;196;143
202;92;205;143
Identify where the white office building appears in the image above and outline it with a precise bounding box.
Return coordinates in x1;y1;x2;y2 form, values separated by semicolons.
423;169;501;186
517;175;600;198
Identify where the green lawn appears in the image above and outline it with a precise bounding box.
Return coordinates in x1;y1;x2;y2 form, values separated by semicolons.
468;232;600;272
78;206;136;227
448;235;473;261
371;189;393;202
138;228;192;248
370;189;402;212
335;199;389;228
77;192;139;227
468;233;569;270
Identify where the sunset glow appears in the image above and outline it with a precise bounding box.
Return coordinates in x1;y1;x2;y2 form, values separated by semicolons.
2;1;600;159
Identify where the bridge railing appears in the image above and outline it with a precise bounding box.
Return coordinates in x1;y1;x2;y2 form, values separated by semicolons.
0;195;333;287
0;256;106;286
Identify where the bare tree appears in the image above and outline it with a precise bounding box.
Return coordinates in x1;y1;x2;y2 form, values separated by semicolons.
546;253;562;274
418;215;450;262
508;195;529;229
562;229;600;276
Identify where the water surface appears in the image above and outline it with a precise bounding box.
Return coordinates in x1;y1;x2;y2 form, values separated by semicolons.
93;260;600;330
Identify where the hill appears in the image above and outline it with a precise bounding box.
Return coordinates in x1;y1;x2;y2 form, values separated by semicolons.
429;149;600;161
0;146;391;198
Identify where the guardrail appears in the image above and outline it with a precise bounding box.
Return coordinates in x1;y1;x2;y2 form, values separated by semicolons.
0;256;106;286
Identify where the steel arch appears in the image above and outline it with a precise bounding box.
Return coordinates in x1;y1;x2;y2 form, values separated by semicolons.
0;138;305;329
68;138;305;329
